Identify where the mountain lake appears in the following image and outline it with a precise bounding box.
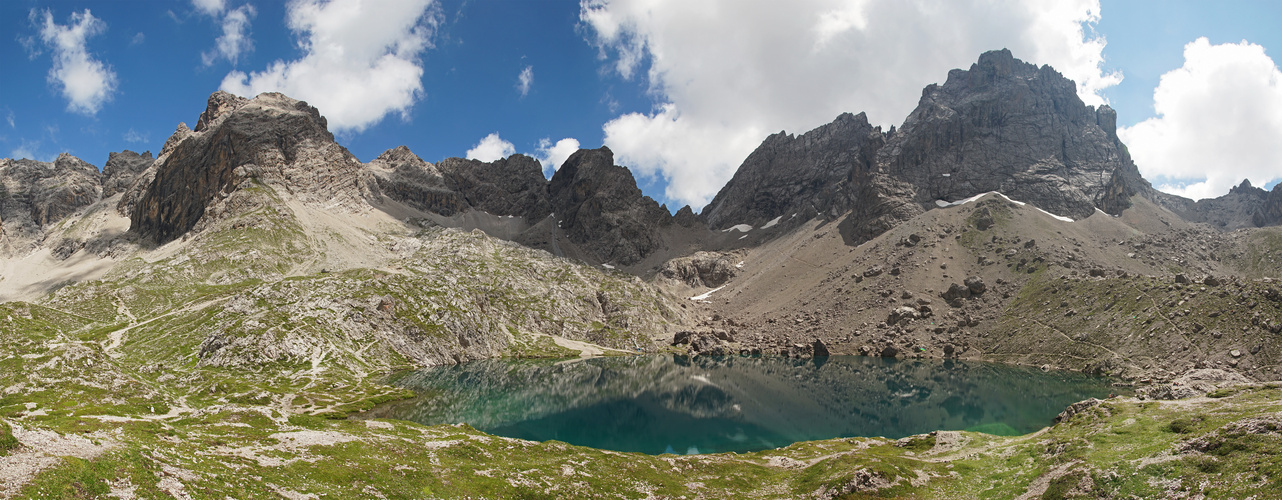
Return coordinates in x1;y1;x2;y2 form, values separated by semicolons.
372;355;1124;455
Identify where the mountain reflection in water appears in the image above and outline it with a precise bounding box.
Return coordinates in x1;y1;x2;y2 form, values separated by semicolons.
375;355;1118;455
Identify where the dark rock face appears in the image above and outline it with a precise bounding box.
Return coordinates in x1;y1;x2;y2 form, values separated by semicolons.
437;155;552;220
548;147;672;265
372;145;668;265
701;112;887;229
367;146;467;216
702;49;1152;245
372;149;552;220
131;91;365;244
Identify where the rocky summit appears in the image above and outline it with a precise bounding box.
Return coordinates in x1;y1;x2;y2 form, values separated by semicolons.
3;49;1282;498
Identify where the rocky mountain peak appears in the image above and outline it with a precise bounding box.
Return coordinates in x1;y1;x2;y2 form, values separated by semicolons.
102;150;154;198
131;91;363;244
436;155;551;220
885;48;1146;220
704;49;1151;243
194;90;249;133
549;147;672;265
700;110;885;230
0;154;103;249
1230;179;1261;196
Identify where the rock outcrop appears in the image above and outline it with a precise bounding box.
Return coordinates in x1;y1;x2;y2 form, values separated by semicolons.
367;146;467;215
658;251;739;288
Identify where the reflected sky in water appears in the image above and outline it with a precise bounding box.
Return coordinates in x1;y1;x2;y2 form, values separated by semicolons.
374;355;1120;455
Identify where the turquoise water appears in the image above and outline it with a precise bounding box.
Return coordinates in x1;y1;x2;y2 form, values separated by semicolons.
378;355;1120;455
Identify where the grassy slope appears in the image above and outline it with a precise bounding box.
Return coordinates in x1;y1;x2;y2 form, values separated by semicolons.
6;379;1282;498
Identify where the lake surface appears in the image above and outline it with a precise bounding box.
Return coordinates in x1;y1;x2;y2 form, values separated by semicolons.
376;355;1120;455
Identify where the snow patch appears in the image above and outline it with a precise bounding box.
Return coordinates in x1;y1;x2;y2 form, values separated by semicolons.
934;191;1074;222
762;216;782;229
722;224;753;233
735;261;744;269
942;173;951;177
601;264;614;269
1034;207;1075;223
689;286;725;301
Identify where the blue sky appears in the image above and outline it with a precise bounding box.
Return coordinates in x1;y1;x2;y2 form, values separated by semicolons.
3;1;1282;210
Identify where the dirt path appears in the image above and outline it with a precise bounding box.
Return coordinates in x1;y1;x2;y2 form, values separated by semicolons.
104;297;228;355
546;334;631;358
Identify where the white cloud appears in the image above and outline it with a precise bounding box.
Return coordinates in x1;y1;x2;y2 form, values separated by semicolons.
5;111;14;129
535;137;581;175
1118;38;1282;201
123;128;149;144
192;0;226;16
130;32;146;46
466;133;515;162
579;0;1122;209
32;9;118;115
201;4;256;66
517;65;534;97
220;0;441;132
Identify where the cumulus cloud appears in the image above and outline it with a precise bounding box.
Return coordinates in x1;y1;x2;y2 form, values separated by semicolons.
201;4;256;66
220;0;441;132
517;65;534;97
579;0;1122;209
32;9;118;115
536;137;581;175
192;0;226;16
466;133;515;162
1118;38;1282;200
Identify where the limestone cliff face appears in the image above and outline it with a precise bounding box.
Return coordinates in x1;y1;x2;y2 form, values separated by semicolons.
548;147;673;265
131;91;370;244
0;153;103;248
102;150;154;199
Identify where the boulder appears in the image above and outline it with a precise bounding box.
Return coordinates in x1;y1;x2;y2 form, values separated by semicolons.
942;283;972;302
812;339;830;357
887;306;920;325
964;276;986;295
